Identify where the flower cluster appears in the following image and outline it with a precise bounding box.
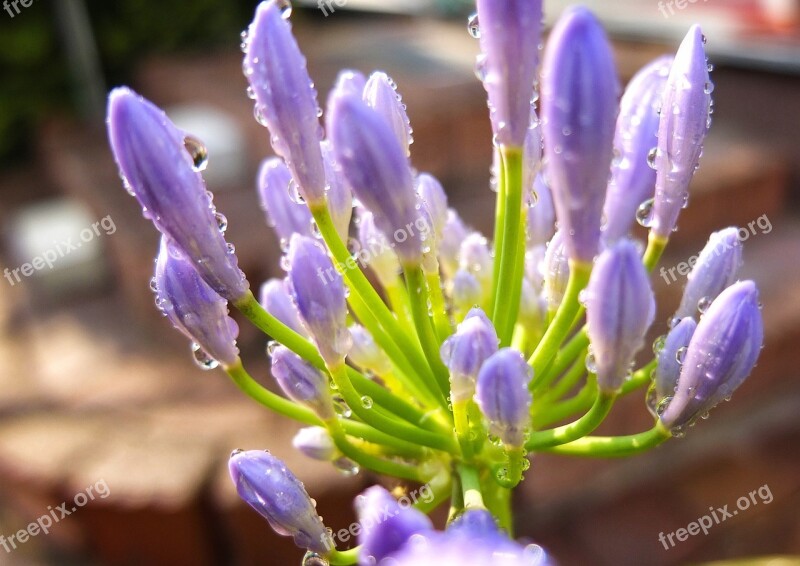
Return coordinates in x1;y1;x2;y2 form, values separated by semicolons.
106;1;764;564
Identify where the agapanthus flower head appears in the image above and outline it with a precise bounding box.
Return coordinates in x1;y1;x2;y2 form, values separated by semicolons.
271;345;334;419
356;486;433;566
357;209;401;284
541;6;619;263
320;140;353;240
243;0;326;205
603;55;673;242
228;449;332;553
660;281;763;432
107;88;248;301
441;308;499;402
674;227;742;319
259;278;308;337
650;25;712;239
527;173;555;248
328;92;423;265
348;324;392;375
475;348;533;447
653;317;697;404
153;237;239;368
585;239;655;393
475;0;543;147
292;427;339;462
257;157;313;245
363;71;413;157
286;235;351;364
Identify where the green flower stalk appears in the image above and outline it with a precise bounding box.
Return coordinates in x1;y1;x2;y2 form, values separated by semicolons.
106;2;766;563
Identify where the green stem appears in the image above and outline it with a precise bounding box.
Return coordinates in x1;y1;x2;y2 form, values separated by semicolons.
489;147;506;316
536;330;590;389
404;264;451;397
310;204;436;392
526;390;616;450
539;349;587;404
495;446;526;489
620;359;657;396
329;363;459;455
491;146;526;347
532;379;595;429
528;261;593;383
326;418;424;481
329;548;360;565
643;232;668;272
426;268;454;344
452;399;474;460
385;280;415;335
542;421;672;457
225;362;424;456
458;463;486;510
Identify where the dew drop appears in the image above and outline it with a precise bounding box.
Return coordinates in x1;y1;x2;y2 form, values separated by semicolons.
704;81;715;95
191;343;219;370
279;255;291;271
360;395;373;409
646;147;658;170
245;85;256;100
675;347;688;365
697;296;712;314
277;0;292;19
668;315;682;330
226;242;236;255
332;458;360;477
266;340;280;357
467;13;480;38
254;104;268;126
656;395;673;416
215;212;228;233
635;198;655;228
288;179;305;204
652;334;666;354
584;352;598;374
184;136;209;172
149;277;159;293
474;54;488;82
302;552;329;566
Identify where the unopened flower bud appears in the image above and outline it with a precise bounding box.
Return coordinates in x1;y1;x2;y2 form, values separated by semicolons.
292;427;339;462
228;449;333;553
244;1;326;204
259;278;308;337
271;345;334;420
660;281;763;431
439;209;469;278
527;173;555;248
654;317;696;402
585;240;655;393
348;324;392;375
441;308;499;402
257;157;313;244
475;348;533;447
363;71;413;157
543;231;569;310
357;209;401;285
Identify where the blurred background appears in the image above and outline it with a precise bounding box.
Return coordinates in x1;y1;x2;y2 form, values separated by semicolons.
0;0;799;564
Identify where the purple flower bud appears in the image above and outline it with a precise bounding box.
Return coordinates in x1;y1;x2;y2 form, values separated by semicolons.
525;246;546;291
519;277;546;329
451;269;484;315
651;26;712;239
543;231;569;310
259;278;308;337
329;92;422;265
459;232;493;288
154;238;239;368
475;348;533;447
107;88;248;301
271;345;334;419
441;309;499;402
417;173;449;240
585;240;656;393
348;324;392;375
329;69;367;101
541;7;619;263
527;173;555;248
244;1;326;205
356;485;433;566
257;157;313;245
228;450;332;553
654;317;697;401
357;209;401;284
287;235;351;364
603;56;673;243
292;427;339;462
321;140;353;240
439;209;469;278
475;0;543;147
660;281;763;431
363;72;413;157
674;227;742;319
